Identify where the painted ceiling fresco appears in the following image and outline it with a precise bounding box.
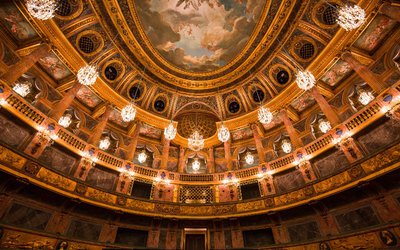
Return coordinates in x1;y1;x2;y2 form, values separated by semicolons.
135;0;265;72
0;2;37;41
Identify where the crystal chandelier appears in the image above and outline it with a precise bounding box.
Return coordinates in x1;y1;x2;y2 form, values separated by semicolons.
358;90;374;106
192;159;201;171
77;65;98;86
164;121;177;140
99;136;111;150
258;107;273;125
188;130;204;151
281;139;292;153
26;0;57;20
121;104;137;122
218;123;230;143
58;114;72;128
337;5;366;31
318;119;332;134
245;152;254;165
296;70;316;91
13;81;31;97
138;150;147;164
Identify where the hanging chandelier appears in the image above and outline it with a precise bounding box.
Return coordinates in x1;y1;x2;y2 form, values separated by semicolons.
296;70;316;91
121;104;137;122
358;90;374;106
99;136;111;150
258;107;273;125
26;0;57;20
318;119;332;134
138;150;147;164
58;114;72;128
188;130;204;151
337;5;366;31
77;65;98;86
281;139;292;154
245;152;254;165
164;121;177;140
192;159;201;171
218;123;230;143
13;81;31;97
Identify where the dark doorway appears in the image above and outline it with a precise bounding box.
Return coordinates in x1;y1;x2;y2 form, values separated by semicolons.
185;234;205;250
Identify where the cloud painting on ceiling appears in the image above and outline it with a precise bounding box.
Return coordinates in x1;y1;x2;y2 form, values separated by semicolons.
135;0;264;72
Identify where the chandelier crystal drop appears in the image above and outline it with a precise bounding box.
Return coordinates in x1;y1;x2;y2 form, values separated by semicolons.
358;90;374;106
188;130;204;151
138;150;147;164
164;121;177;141
58;114;72;128
192;159;201;172
26;0;57;20
337;5;366;31
121;104;137;122
13;81;31;97
318;119;332;134
99;136;111;151
296;70;316;91
258;107;273;125
245;152;255;165
281;139;292;154
77;65;98;86
218;124;230;143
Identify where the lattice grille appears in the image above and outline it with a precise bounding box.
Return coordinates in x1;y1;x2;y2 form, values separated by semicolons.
79;36;95;54
323;5;338;25
299;43;315;60
179;185;214;204
56;0;72;16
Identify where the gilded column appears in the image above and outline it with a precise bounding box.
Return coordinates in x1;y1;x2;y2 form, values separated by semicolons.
251;123;266;163
160;136;171;170
178;146;186;173
207;147;215;173
310;86;341;126
380;3;400;22
280;110;302;149
341;51;386;93
2;43;51;84
88;105;113;146
224;140;233;171
126;122;141;161
49;82;82;122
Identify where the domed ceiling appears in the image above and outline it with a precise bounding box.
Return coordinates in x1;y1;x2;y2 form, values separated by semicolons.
135;0;265;73
94;0;303;93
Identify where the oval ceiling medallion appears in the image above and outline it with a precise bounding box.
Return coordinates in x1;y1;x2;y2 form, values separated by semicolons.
135;0;265;73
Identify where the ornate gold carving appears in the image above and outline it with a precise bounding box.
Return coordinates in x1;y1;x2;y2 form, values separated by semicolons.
180;206;213;215
361;144;400;173
314;172;351;194
86;187;116;204
236;200;265;212
0;145;26;169
126;198;154;211
36;168;76;191
274;189;306;206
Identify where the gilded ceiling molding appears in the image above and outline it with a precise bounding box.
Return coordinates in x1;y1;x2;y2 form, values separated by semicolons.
298;20;332;45
61;15;98;38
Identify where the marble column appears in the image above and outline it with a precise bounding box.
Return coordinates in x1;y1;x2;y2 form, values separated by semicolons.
48;82;82;122
88;105;113;146
160;136;171;170
2;43;51;84
207;147;215;173
251;123;266;163
341;51;386;93
178;146;186;173
126;122;141;161
224;140;233;171
380;3;400;22
310;86;341;126
280;110;302;149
